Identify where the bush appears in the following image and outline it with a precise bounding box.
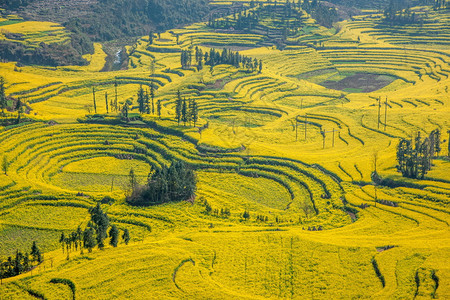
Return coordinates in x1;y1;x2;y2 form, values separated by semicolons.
100;196;115;205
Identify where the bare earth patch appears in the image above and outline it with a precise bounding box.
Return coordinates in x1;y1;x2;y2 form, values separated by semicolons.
320;73;396;93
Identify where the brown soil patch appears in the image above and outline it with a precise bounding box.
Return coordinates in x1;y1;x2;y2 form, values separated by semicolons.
320;73;396;93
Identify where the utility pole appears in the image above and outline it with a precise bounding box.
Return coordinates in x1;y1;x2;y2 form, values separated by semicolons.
304;115;308;140
93;87;97;113
377;97;381;129
332;128;335;147
321;129;326;149
295;119;298;141
322;128;339;149
105;92;109;114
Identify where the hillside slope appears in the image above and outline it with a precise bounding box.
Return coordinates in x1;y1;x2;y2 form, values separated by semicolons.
1;0;211;41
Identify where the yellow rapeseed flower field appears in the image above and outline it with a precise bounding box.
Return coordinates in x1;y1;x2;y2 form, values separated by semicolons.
0;2;449;299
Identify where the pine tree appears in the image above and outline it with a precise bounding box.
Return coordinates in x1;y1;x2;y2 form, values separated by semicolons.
129;168;137;195
83;227;96;253
149;31;154;45
181;50;193;69
187;49;192;68
144;89;150;114
137;85;145;113
105;92;109;114
188;98;193;126
77;226;83;253
433;129;441;156
89;203;109;249
14;251;24;275
150;59;155;75
122;228;130;245
30;241;41;263
397;131;436;179
2;155;8;175
59;233;65;253
150;84;155;114
175;90;182;124
181;50;186;69
109;225;119;247
122;102;129;121
198;58;203;71
157;99;162;119
195;46;200;65
0;76;6;115
15;98;22;124
192;99;198;127
23;252;29;271
181;98;188;126
127;161;196;206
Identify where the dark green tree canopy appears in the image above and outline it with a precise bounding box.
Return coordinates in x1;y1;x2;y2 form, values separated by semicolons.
127;161;196;206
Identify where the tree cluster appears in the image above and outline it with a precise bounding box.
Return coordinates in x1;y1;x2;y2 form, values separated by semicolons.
208;2;304;38
126;161;196;206
59;204;130;258
0;241;41;280
137;85;149;114
209;48;263;72
180;49;193;69
175;90;199;127
397;129;441;179
4;0;210;42
182;47;262;72
384;0;422;25
0;39;91;67
136;84;156;115
208;10;260;31
301;0;338;28
382;0;448;25
0;0;36;9
432;0;449;9
256;214;269;222
2;155;9;175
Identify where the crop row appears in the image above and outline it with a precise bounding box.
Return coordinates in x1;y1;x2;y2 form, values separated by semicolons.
0;123;347;220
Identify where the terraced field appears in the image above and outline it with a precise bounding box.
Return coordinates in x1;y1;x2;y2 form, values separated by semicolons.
0;1;449;299
344;8;450;49
0;15;70;47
